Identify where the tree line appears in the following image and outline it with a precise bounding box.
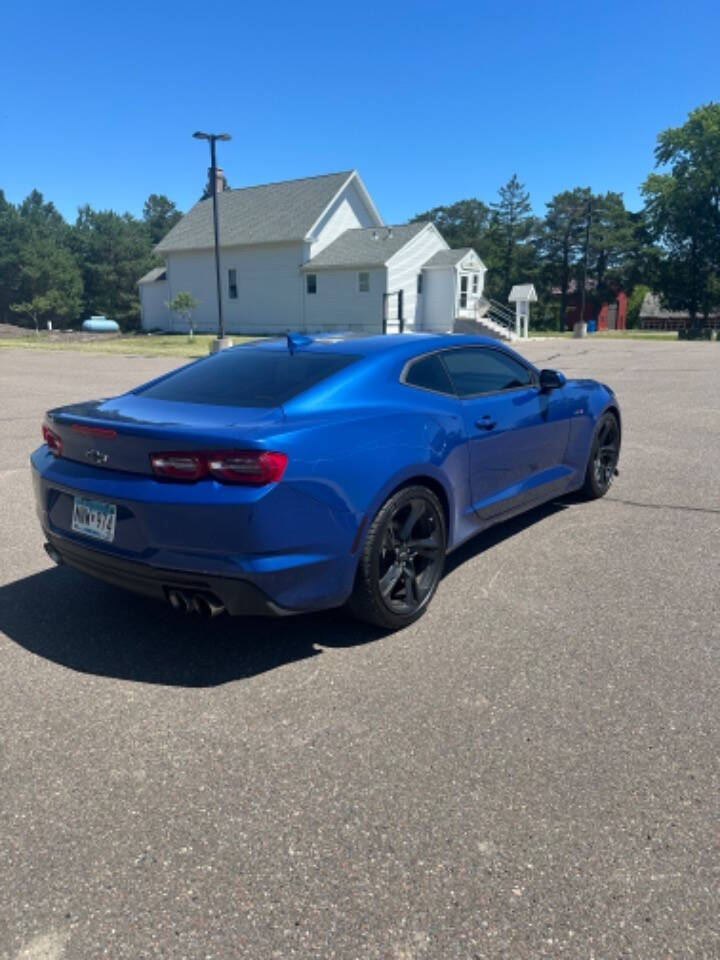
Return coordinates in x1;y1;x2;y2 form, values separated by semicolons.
0;104;717;332
413;103;719;329
0;191;183;330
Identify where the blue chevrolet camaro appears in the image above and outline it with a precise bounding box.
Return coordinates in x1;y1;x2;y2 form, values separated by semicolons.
32;333;621;629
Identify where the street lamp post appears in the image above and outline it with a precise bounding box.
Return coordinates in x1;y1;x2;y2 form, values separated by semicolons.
193;131;231;348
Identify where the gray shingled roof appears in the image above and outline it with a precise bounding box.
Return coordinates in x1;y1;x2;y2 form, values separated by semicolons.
509;283;537;302
138;266;167;284
302;223;430;269
422;248;472;267
639;292;695;319
155;171;355;253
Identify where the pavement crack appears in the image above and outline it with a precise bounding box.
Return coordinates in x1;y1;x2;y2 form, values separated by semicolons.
605;496;720;516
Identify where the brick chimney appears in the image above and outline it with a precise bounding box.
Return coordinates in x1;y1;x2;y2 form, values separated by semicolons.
215;167;225;194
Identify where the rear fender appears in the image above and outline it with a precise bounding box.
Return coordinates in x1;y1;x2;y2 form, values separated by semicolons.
357;462;457;552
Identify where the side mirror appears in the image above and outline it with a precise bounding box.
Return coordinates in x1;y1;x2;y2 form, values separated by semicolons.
539;369;567;391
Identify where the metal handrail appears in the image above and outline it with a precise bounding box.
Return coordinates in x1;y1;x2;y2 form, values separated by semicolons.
486;302;517;334
487;299;516;325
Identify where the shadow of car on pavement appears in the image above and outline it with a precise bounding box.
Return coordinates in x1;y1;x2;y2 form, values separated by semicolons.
0;500;568;687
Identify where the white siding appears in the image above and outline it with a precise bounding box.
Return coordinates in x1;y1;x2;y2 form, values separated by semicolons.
386;225;447;331
146;243;307;335
302;268;386;334
162;252;216;331
422;269;456;333
308;180;381;258
219;243;306;334
139;279;170;331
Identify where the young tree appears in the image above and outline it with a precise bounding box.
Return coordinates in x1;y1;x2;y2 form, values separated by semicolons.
166;291;199;336
626;284;651;329
10;295;52;332
143;194;183;245
642;103;720;326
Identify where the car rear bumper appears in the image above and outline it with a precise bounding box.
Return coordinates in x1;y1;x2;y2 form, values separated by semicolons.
43;531;295;616
31;448;360;614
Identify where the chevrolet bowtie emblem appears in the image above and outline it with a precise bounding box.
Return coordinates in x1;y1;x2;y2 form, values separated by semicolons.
85;449;109;465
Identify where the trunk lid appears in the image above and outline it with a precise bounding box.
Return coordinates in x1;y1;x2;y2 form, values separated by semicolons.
47;395;284;476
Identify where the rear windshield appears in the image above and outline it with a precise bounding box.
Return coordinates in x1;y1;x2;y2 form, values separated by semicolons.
136;349;359;407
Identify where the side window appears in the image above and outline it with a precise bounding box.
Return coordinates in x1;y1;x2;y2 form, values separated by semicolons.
306;273;317;295
228;268;238;299
404;354;455;395
358;271;370;293
441;348;534;396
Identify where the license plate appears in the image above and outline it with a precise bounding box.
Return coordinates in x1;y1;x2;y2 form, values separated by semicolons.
71;496;117;542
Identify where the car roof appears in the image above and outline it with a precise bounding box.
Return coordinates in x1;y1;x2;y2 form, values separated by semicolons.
240;332;505;361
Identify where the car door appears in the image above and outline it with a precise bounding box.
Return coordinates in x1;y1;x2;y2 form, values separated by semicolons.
439;346;570;521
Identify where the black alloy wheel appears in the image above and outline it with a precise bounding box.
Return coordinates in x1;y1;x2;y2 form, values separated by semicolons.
348;485;447;629
582;412;620;499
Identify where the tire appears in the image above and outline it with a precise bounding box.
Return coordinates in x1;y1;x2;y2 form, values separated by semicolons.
347;485;447;630
580;411;620;500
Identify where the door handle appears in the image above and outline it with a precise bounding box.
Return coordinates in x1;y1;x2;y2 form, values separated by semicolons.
475;416;496;431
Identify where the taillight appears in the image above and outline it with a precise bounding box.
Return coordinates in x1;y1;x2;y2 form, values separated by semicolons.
42;424;63;456
149;453;206;481
150;450;288;485
207;451;288;485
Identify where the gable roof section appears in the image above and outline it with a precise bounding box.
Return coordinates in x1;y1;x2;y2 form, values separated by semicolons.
138;266;167;284
156;171;356;253
305;170;383;238
509;283;538;302
302;222;430;269
422;247;486;270
423;248;472;267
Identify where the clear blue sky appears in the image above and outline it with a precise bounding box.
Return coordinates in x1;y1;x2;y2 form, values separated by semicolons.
2;0;717;224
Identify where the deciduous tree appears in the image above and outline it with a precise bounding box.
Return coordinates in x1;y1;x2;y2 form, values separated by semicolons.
166;291;199;336
642;102;720;326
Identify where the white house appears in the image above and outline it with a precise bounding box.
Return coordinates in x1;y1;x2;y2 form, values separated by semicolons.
139;170;487;336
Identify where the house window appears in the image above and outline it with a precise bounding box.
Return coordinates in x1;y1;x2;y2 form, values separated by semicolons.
306;273;317;295
417;273;423;295
228;269;238;299
358;271;370;293
472;273;479;294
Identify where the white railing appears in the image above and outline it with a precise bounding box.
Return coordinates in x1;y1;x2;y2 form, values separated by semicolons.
487;299;521;337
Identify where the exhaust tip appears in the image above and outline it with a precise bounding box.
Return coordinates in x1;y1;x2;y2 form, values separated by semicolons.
167;589;191;614
44;542;63;566
191;593;225;618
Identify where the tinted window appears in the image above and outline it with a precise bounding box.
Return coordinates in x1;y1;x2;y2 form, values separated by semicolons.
441;348;533;396
404;354;455;395
137;349;359;407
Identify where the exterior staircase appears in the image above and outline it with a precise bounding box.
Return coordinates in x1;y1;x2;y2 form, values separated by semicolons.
454;298;519;341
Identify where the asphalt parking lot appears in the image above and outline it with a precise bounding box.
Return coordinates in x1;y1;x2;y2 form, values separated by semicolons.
0;339;718;960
